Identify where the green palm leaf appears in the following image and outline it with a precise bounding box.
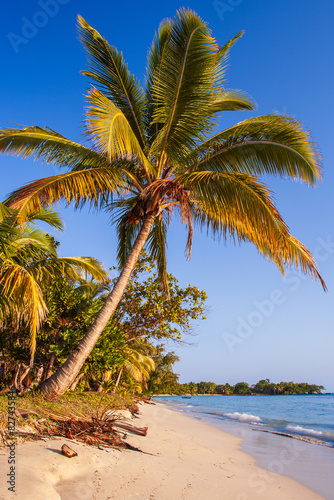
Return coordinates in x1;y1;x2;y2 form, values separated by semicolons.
113;198;143;268
211;89;255;113
0;9;326;398
216;30;244;67
78;15;147;151
146;19;172;143
189;114;321;184
0;202;11;222
25;207;64;231
27;256;108;283
150;8;218;166
146;214;169;292
0;126;108;170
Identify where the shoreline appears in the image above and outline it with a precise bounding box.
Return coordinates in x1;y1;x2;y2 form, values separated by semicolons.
0;402;326;499
156;397;334;499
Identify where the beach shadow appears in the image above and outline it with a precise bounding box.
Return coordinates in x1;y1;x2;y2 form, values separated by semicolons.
46;448;64;455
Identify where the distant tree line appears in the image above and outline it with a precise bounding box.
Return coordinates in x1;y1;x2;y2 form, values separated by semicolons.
148;377;325;395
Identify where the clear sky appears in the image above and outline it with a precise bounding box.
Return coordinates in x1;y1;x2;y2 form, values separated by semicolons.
1;1;333;390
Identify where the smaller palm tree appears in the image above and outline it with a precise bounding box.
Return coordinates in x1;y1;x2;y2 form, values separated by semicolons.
114;344;155;393
0;203;108;366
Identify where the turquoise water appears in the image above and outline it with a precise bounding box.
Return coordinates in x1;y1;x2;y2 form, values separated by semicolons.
155;394;334;499
155;394;334;446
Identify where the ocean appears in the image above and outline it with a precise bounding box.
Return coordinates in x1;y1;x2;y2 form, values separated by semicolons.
154;394;334;499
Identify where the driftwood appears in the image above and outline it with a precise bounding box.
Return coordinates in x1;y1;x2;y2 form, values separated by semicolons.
0;397;148;454
61;444;78;458
14;409;40;419
18;364;31;388
46;414;147;452
113;422;148;436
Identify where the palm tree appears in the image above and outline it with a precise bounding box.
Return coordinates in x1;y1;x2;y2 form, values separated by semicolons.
0;203;108;367
113;348;156;393
0;9;325;399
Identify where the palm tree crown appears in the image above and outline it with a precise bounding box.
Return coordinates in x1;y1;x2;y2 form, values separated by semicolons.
0;9;325;397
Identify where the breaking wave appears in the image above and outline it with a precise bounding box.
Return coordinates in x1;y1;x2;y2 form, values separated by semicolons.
223;412;262;424
286;425;324;438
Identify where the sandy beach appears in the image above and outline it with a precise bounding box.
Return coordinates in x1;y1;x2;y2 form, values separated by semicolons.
0;402;325;500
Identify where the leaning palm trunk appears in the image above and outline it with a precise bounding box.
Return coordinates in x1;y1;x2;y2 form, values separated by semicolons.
39;215;155;399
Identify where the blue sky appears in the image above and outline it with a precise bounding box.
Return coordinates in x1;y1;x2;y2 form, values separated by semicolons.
1;1;333;390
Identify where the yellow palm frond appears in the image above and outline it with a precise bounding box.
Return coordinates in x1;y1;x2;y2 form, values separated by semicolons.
85;89;152;180
0;263;48;357
6;167;126;222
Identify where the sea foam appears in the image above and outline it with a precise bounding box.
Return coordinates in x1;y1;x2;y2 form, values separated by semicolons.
286;424;323;438
223;412;262;423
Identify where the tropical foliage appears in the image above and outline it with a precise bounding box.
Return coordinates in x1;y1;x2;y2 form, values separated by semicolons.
0;9;325;398
0;254;207;395
147;346;181;394
0;204;108;366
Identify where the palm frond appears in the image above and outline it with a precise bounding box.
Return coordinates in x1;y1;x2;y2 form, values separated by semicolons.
146;215;169;294
258;235;326;291
182;169;289;244
123;359;142;382
138;179;193;258
114;199;143;268
187;114;321;184
216;30;244;67
77;15;147;151
6;166;127;221
0;263;48;356
124;351;155;382
74;280;110;299
0;126;108;170
185;170;325;288
145;18;172;143
25;207;64;231
8;227;56;257
150;8;218;166
0;202;11;222
0;220;20;258
211;89;255;113
84;88;152;179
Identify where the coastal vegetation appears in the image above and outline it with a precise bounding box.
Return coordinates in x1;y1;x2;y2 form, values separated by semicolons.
0;9;325;400
150;379;325;396
0;253;207;395
147;350;324;394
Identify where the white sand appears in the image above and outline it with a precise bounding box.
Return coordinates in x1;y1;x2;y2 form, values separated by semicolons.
0;402;325;499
